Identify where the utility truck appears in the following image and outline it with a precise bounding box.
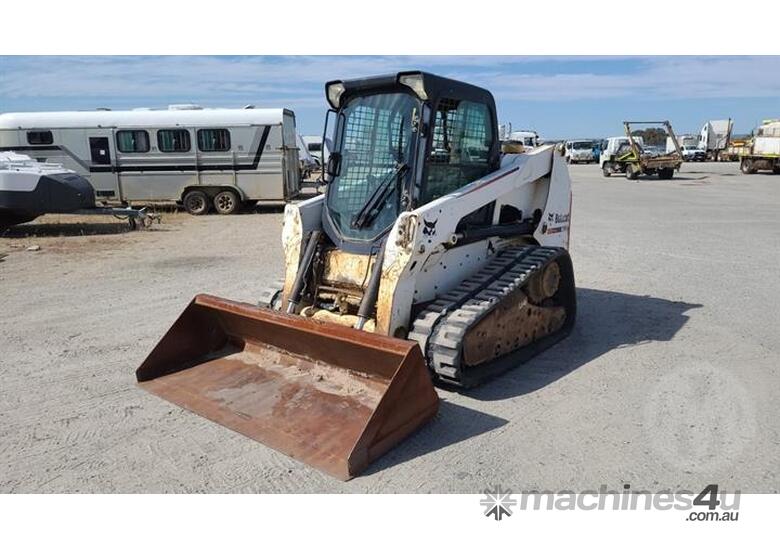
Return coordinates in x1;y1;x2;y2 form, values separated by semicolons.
740;120;780;174
602;121;682;180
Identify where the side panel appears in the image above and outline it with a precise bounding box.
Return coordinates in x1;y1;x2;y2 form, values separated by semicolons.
533;152;571;248
753;137;780;156
234;125;284;201
281;195;325;301
115;125;287;202
377;147;559;335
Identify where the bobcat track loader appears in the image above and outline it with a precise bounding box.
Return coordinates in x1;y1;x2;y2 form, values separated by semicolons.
137;72;576;480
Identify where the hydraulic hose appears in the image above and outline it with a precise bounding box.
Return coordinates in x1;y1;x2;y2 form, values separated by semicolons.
355;246;385;330
286;230;322;314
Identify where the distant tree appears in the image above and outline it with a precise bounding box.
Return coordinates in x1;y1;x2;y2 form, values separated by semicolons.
631;128;667;147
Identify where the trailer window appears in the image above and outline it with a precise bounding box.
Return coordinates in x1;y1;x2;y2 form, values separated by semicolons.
27;130;53;145
116;130;150;153
197;129;231;152
157;129;191;153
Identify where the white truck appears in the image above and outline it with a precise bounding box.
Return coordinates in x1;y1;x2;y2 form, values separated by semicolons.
666;134;698;153
600;135;644;170
699;119;733;161
564;140;596;164
499;124;541;150
740;120;780;174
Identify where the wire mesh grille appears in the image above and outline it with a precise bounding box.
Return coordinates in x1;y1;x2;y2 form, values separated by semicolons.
424;99;492;203
335;105;406;211
328;93;414;239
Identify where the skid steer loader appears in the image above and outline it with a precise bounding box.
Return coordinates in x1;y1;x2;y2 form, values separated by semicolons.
137;72;576;480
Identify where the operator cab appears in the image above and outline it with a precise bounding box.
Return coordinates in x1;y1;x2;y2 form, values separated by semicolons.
322;71;500;253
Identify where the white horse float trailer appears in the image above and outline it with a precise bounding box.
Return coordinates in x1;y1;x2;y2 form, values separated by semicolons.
0;107;302;215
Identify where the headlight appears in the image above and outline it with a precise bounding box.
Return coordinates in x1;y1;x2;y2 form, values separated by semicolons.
326;81;345;109
398;72;428;100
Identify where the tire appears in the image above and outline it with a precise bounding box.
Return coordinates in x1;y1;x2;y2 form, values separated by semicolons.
658;167;674;180
602;164;612;177
626;166;639;180
773;165;780;175
183;190;209;215
213;189;240;215
740;159;757;175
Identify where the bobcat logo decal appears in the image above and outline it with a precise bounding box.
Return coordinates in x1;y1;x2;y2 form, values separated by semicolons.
422;217;438;236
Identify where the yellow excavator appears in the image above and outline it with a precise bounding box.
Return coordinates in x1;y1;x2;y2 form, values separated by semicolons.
137;71;577;480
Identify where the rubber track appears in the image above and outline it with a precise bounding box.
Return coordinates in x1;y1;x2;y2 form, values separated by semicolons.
408;245;566;387
257;281;284;310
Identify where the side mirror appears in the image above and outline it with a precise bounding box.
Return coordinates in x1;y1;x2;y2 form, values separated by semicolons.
326;152;342;178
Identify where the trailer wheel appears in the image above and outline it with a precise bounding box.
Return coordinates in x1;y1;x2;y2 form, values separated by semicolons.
213;189;239;215
183;190;209;215
740;159;757;175
773;165;780;175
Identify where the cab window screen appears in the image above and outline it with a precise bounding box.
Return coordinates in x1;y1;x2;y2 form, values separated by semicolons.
423;99;493;203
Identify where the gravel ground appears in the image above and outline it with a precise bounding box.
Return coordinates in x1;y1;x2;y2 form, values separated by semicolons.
1;162;778;493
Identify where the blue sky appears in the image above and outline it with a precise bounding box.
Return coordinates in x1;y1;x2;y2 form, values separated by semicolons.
1;56;778;139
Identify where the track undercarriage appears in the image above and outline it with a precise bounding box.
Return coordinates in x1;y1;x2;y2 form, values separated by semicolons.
409;245;576;387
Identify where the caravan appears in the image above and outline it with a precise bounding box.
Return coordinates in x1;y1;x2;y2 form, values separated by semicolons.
0;107;302;215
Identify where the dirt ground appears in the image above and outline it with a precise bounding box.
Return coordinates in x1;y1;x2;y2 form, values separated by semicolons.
1;163;778;493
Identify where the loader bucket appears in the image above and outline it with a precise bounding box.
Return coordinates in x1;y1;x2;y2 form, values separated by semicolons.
136;294;439;480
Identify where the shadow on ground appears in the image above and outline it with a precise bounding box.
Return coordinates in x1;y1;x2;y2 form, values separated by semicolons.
367;288;702;474
467;288;703;401
364;400;509;475
633;174;708;182
247;204;286;214
1;221;137;238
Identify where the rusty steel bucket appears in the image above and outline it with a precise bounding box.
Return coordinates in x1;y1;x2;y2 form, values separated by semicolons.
136;294;439;480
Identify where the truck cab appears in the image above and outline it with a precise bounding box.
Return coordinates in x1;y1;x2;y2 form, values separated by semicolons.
565;140;596;164
600;136;644;168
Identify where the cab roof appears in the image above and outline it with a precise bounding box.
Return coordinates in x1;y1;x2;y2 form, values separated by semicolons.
326;71;496;111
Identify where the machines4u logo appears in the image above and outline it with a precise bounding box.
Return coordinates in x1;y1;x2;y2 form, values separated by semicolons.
480;486;517;521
